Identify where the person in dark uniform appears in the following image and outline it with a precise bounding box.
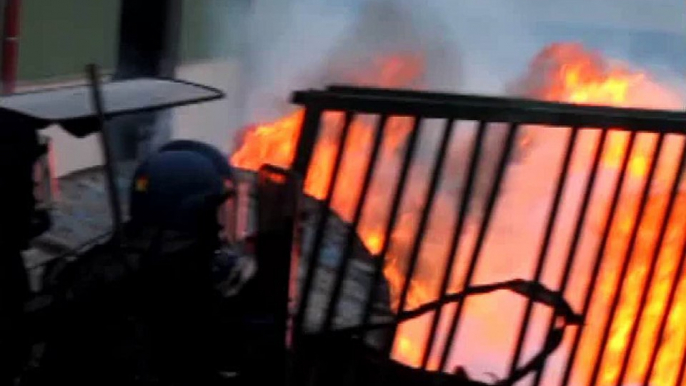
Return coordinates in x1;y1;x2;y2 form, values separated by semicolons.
0;126;51;385
32;140;253;385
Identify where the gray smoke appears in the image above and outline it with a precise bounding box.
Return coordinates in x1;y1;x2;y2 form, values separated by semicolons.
232;0;686;379
241;0;685;124
242;0;461;122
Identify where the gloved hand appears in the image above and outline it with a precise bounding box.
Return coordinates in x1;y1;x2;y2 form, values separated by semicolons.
212;245;257;298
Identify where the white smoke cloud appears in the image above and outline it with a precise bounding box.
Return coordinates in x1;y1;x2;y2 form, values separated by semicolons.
242;0;685;117
234;0;686;380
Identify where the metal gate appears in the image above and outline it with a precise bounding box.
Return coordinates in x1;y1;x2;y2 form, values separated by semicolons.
285;85;686;386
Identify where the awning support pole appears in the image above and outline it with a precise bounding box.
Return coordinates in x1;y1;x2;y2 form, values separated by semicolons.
86;63;126;249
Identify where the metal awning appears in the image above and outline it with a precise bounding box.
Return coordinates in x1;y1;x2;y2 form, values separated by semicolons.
0;77;224;136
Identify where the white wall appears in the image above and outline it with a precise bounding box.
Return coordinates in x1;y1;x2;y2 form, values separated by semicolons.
172;59;245;154
43;124;104;177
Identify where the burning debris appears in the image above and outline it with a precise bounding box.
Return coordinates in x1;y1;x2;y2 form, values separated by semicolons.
512;42;683;183
512;43;686;386
231;168;395;349
574;192;686;386
230;38;686;386
294;279;583;386
296;195;395;348
512;43;646;105
314;0;455;91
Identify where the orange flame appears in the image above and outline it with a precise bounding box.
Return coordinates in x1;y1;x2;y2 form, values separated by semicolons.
573;193;686;386
231;54;423;256
519;43;664;179
231;110;304;171
526;43;686;386
231;43;685;383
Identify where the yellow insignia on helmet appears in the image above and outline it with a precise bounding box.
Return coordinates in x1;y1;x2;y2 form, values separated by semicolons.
135;176;149;192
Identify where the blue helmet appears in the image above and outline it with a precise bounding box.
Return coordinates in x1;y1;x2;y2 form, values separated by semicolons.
159;139;233;182
129;149;231;234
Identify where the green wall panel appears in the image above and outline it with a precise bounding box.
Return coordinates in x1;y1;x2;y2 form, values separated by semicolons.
17;0;120;81
180;0;247;62
16;0;244;82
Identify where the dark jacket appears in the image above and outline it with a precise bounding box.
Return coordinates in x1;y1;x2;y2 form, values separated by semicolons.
33;224;225;386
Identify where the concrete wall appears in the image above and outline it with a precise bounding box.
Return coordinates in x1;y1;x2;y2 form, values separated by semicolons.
173;60;245;154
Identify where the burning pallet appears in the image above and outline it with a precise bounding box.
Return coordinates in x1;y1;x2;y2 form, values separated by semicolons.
296;195;394;347
234;167;395;349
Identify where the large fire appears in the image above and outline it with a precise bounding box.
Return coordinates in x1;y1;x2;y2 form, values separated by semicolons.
231;42;686;385
523;43;686;386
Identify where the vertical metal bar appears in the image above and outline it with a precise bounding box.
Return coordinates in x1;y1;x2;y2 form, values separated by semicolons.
319;113;385;331
86;64;125;249
360;116;423;331
292;112;355;337
290;107;326;340
617;140;686;386
383;118;456;354
439;123;521;371
292;113;355;386
532;128;609;386
641;143;686;386
253;165;298;386
292;107;325;177
676;348;686;386
294;112;353;331
507;127;579;375
587;133;665;386
558;130;638;386
421;121;488;370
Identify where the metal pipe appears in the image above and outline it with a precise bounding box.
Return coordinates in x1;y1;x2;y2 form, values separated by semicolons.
616;138;686;386
86;64;125;249
293;111;352;333
360;116;423;333
421;121;487;369
386;118;455;355
532;128;609;386
292;91;686;134
439;123;520;371
507;127;578;375
558;131;638;386
587;133;666;386
321;113;381;331
643;146;686;386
